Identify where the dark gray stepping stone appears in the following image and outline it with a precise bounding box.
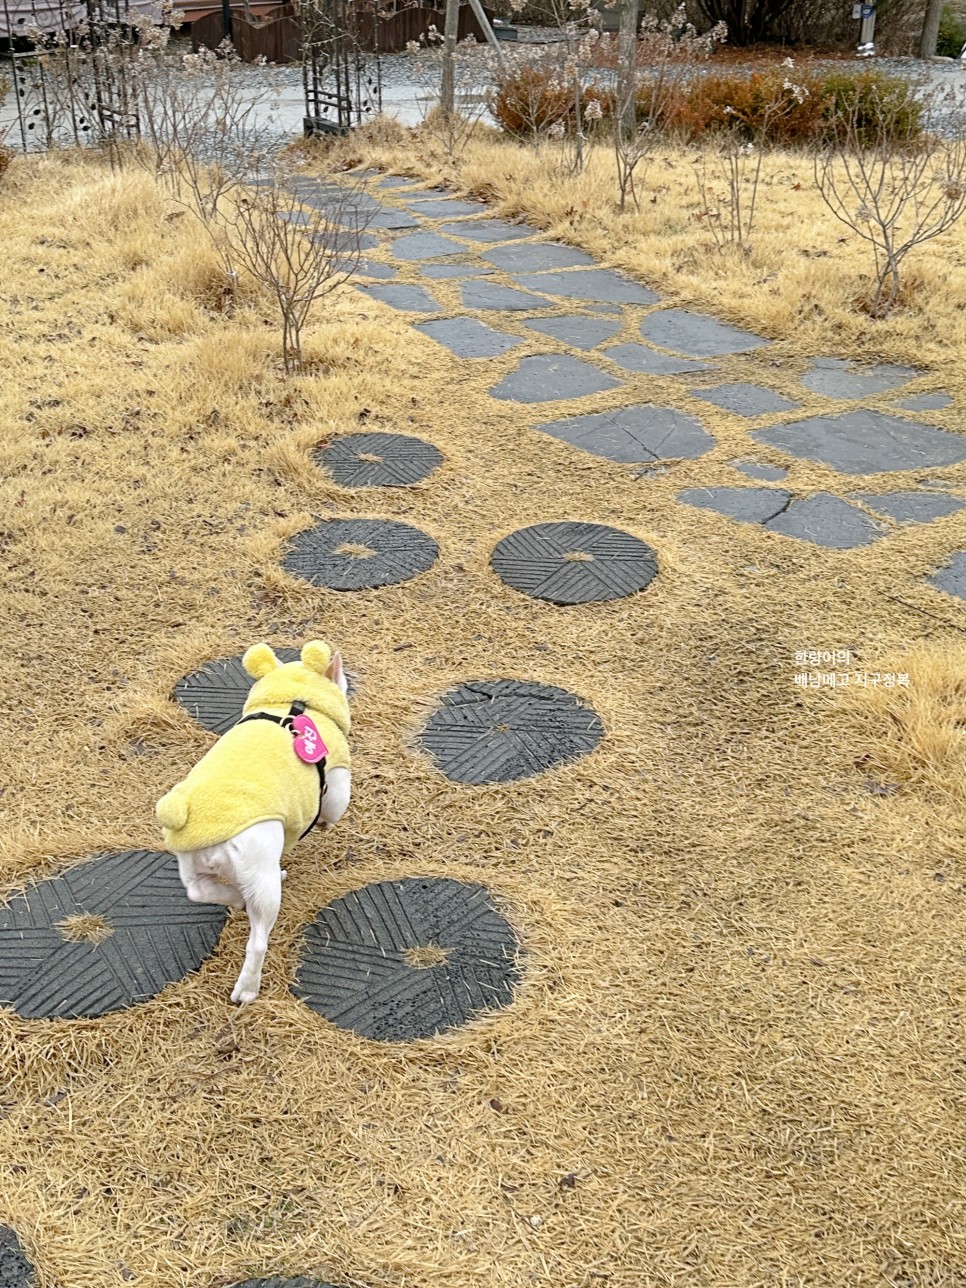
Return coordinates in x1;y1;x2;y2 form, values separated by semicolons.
359;283;438;313
0;1227;33;1287
929;551;966;599
316;431;443;488
288;186;382;217
492;521;657;604
679;486;791;525
418;679;603;784
315;229;379;252
603;343;711;375
372;174;415;189
461;281;550;311
491;355;620;403
537;404;714;462
439;219;534;242
640;309;768;357
421;263;493;279
851;490;964;524
731;459;789;482
390;232;464;261
691;382;800;416
416;317;520;359
514;269;658;306
283;518;438;591
524;315;622;350
357;259;396;280
764;493;886;547
366;209;421;230
801;357;919;399
752;410;966;474
894;392;953;412
483;242;595;271
404;198;487;217
0;851;227;1020
175;648;298;734
293;877;521;1041
230;1279;344;1288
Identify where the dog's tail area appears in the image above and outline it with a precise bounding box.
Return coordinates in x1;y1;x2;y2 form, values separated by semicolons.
156;785;190;832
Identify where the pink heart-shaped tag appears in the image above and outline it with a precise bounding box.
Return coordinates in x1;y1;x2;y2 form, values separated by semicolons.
291;714;327;764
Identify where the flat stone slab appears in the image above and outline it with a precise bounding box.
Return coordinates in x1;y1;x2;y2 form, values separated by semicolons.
357;259;397;280
316;431;443;487
372;174;415;189
359;283;438;313
293;877;520;1042
421;263;493;279
490;355;620;403
483;242;595;271
390;232;465;261
640;309;769;357
801;357;919;399
929;551;966;599
731;459;789;481
418;678;604;784
537;404;714;462
365;208;421;230
524;316;622;350
175;649;297;734
514;269;659;306
404;197;487;217
691;382;800;416
461;281;551;311
283;518;439;591
679;485;792;525
752;410;966;474
851;490;965;524
0;1227;34;1287
439;219;534;242
416;317;520;359
603;343;712;376
894;392;953;412
766;493;886;547
492;521;658;604
0;851;228;1020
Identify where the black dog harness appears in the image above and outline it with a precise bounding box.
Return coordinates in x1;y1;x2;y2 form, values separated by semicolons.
236;701;328;840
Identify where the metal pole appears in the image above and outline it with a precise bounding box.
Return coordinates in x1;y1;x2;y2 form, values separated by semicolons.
440;0;458;117
465;0;502;66
856;2;876;57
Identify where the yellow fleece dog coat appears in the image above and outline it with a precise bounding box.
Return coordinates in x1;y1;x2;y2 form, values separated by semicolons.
156;641;351;855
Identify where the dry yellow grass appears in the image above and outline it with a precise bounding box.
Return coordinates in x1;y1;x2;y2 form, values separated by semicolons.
0;141;965;1288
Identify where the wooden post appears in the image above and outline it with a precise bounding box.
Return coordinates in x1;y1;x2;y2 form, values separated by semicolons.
919;0;944;57
440;0;459;117
617;0;637;143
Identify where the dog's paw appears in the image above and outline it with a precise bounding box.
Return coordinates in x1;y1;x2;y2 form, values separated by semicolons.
230;980;260;1005
280;869;287;882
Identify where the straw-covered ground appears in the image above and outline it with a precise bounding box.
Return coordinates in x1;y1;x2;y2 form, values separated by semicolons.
1;130;966;1288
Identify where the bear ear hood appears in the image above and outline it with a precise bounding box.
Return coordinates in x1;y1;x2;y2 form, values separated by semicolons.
240;640;351;736
300;640;332;674
243;644;280;679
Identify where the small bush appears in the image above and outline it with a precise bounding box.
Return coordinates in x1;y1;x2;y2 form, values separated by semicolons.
820;69;923;145
937;3;966;57
0;143;10;183
490;61;613;138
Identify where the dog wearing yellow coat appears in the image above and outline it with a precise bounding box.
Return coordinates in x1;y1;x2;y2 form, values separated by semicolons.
156;640;351;1004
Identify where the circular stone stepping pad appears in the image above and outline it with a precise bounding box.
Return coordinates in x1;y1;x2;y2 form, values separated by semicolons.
175;648;299;735
282;518;439;591
640;309;768;357
316;431;442;488
490;355;620;403
293;877;520;1042
418;679;604;784
492;521;657;604
0;1227;34;1287
0;851;228;1020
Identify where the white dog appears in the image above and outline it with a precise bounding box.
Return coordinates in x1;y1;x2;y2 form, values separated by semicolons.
156;641;352;1004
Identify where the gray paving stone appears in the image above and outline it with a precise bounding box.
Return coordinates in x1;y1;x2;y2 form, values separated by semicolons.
929;551;966;599
679;486;791;524
690;382;800;416
357;259;397;280
421;263;493;279
850;490;965;524
0;1225;34;1287
640;308;769;357
404;198;488;217
514;269;659;306
752;409;966;475
801;356;919;399
491;355;620;403
391;232;465;261
482;242;596;271
524;315;623;350
603;343;712;376
359;283;439;313
439;219;535;242
537;404;715;462
765;493;886;547
372;174;416;189
731;459;789;482
366;208;421;230
461;281;551;311
894;392;954;412
416;317;521;359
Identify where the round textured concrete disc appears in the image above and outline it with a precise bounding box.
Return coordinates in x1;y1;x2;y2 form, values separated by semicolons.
0;1227;34;1287
0;851;227;1020
491;521;658;605
418;679;604;784
293;877;520;1041
283;519;439;591
174;648;300;735
315;432;443;488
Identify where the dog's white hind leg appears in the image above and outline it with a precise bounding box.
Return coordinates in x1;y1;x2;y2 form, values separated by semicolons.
228;821;285;1005
320;766;352;829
